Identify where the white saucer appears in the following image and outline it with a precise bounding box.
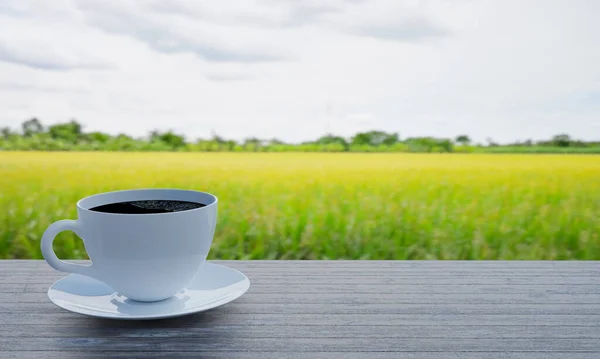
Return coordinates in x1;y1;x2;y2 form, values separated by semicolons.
48;262;250;320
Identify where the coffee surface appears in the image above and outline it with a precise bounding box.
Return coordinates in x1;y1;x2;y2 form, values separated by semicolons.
89;200;205;214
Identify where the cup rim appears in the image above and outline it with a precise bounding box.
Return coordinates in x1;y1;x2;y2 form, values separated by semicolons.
76;188;218;216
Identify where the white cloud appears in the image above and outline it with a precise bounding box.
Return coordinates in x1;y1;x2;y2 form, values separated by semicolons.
320;0;451;42
0;0;599;143
76;0;291;62
0;12;113;71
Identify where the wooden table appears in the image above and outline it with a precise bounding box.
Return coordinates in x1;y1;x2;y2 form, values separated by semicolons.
1;260;599;358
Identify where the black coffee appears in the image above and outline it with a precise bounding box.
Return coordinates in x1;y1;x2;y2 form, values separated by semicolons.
89;200;206;214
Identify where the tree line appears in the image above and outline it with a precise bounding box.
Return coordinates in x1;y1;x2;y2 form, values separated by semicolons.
1;118;599;153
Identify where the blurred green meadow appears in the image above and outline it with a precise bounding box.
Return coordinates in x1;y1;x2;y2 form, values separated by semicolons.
1;152;599;260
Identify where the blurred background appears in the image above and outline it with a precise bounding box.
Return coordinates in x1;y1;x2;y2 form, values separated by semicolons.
0;0;599;260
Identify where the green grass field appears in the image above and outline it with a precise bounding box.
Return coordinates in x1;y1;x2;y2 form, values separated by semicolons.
1;152;599;260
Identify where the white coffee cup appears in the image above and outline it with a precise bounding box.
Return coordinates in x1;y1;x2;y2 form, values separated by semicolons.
41;188;218;302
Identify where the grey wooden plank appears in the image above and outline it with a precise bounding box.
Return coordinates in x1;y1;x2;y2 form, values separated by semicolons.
1;337;599;352
1;260;599;357
6;267;600;276
1;324;599;339
1;312;599;326
5;275;600;285
5;272;600;279
4;283;599;294
234;260;600;267
3;260;599;271
219;260;600;267
1;292;599;304
3;302;600;316
0;259;600;268
4;262;600;274
3;352;600;359
5;269;600;277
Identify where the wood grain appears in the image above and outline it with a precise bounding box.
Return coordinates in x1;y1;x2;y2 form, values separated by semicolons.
0;260;598;359
2;352;600;359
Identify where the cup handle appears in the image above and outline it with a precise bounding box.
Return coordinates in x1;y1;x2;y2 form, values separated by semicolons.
41;220;95;278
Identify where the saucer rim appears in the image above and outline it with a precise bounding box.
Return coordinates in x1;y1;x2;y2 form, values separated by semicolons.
47;262;250;320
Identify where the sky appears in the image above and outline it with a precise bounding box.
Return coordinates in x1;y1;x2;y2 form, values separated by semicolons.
0;0;599;144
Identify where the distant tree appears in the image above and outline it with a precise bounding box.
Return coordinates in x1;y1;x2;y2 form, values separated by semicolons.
210;131;226;150
21;118;44;137
406;137;435;152
570;139;588;148
48;120;83;143
382;132;399;146
115;134;133;141
315;134;349;150
404;137;454;153
323;142;346;152
455;135;471;145
351;131;398;147
224;140;237;151
486;137;499;147
86;131;111;143
316;134;346;145
1;127;14;139
211;131;224;142
195;139;214;152
438;139;454;152
148;130;185;149
160;131;186;149
243;137;261;152
4;119;599;153
552;133;572;147
350;132;369;146
149;130;160;141
267;138;285;145
108;134;137;151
